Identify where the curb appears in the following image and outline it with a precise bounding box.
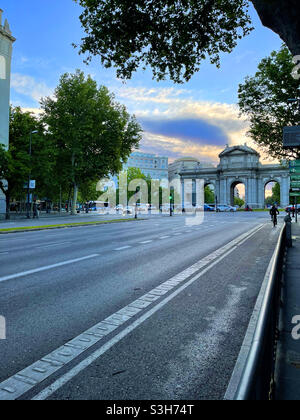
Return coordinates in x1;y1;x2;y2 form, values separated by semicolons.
224;225;284;400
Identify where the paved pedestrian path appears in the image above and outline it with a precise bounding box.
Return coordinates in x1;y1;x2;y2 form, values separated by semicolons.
275;222;300;400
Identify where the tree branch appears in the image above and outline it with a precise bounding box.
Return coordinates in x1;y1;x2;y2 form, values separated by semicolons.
250;0;300;55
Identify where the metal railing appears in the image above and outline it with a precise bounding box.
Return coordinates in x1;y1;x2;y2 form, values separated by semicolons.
230;223;287;400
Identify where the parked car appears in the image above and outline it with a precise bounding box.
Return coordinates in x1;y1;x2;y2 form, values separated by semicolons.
160;204;172;213
286;205;300;214
123;206;134;215
136;203;148;213
114;204;124;213
217;205;237;212
148;204;157;211
204;204;215;212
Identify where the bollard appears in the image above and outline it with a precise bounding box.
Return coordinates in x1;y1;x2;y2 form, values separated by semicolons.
285;215;293;248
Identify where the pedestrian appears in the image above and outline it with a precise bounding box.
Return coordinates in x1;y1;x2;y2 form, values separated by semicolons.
33;202;39;219
292;206;295;218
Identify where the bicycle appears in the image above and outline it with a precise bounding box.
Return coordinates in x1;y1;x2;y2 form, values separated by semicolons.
272;214;278;228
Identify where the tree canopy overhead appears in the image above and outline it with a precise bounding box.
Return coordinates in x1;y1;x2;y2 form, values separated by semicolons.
238;46;300;160
75;0;300;83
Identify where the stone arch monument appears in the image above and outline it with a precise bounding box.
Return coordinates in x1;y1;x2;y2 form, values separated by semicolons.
0;9;15;214
179;144;290;209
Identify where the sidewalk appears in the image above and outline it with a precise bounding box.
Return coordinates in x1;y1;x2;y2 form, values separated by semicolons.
275;222;300;400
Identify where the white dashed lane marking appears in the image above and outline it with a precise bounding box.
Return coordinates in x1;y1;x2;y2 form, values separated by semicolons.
0;254;100;284
114;246;132;251
0;223;263;401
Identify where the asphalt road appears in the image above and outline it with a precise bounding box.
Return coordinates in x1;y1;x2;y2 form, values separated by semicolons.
0;212;282;400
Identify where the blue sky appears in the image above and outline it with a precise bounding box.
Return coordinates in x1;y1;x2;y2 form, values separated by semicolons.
1;0;282;164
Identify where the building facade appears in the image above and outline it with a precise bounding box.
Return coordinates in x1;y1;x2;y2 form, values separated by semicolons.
123;152;169;180
179;145;290;209
168;157;200;181
0;10;15;214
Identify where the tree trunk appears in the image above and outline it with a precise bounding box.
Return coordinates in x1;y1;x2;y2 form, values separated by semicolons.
5;191;10;220
251;0;300;56
71;183;78;215
71;152;77;216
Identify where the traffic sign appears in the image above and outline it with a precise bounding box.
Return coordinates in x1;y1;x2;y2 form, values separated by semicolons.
290;160;300;168
290;167;300;174
291;175;300;181
290;192;300;197
291;181;300;188
283;126;300;148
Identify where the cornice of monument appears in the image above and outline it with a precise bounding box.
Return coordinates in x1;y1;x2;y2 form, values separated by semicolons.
219;144;260;158
0;9;16;43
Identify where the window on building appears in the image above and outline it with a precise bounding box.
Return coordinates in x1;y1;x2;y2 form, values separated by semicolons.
0;56;6;80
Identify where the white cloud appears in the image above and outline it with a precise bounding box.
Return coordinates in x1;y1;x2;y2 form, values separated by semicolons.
142;132;223;165
116;86;249;146
113;86;253;162
11;73;53;103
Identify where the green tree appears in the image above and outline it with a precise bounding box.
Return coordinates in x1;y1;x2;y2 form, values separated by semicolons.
117;167;151;204
238;46;300;161
41;70;142;215
75;0;300;83
205;185;215;204
78;180;99;204
234;197;245;208
0;107;52;219
272;182;281;204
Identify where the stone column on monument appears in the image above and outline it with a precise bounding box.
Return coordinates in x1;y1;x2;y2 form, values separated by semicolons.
0;10;15;216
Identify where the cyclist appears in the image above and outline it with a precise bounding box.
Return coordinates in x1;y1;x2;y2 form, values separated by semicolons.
270;205;279;227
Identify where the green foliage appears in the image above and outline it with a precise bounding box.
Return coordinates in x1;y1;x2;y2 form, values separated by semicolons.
205;185;215;204
75;0;252;83
41;70;142;213
78;180;99;203
234;197;245;208
117;167;151;204
238;46;300;160
0;107;53;218
265;182;281;206
272;182;281;204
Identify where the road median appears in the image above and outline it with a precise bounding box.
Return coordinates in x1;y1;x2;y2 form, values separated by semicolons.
0;218;141;234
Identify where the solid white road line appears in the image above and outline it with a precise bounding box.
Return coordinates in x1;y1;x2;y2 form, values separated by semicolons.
0;223;264;401
0;255;99;284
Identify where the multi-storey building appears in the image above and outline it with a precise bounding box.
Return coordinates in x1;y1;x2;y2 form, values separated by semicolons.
123;152;169;180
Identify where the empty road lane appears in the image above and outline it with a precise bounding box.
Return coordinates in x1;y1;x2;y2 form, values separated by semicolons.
0;213;281;400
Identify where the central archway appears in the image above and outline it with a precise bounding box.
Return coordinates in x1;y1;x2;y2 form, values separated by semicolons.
265;180;281;207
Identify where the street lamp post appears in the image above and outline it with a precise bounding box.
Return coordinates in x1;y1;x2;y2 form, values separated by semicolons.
26;130;38;219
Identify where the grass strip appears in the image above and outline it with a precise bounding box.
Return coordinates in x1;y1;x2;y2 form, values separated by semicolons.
0;218;139;233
